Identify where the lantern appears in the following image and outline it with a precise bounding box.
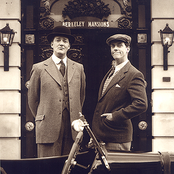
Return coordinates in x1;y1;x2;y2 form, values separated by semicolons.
0;23;16;71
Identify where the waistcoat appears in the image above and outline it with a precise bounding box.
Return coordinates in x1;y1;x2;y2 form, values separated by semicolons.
62;70;69;111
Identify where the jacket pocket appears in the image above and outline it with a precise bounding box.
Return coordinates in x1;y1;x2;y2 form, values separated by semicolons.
102;117;115;130
102;117;122;130
35;115;45;122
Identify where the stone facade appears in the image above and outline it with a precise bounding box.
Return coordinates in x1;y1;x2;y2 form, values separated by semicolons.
151;0;174;152
0;0;21;159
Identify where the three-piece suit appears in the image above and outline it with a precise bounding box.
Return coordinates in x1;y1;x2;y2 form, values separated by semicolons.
28;57;86;156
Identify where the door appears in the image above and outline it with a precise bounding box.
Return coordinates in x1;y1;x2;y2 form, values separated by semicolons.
21;0;152;158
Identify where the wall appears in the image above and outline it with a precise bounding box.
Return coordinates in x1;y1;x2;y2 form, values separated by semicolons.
151;0;174;152
0;0;21;159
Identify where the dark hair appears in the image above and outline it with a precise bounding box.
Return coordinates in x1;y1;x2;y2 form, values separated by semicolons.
124;42;130;47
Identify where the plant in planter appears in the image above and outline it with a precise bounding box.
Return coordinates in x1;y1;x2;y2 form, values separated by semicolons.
62;0;111;20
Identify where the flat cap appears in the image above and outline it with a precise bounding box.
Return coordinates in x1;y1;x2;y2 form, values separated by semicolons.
106;34;131;45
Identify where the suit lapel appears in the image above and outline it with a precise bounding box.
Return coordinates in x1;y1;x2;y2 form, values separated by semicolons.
98;61;131;101
67;58;75;83
44;57;62;85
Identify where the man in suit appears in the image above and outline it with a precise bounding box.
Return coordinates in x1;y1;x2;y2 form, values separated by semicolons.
92;34;148;152
28;26;86;157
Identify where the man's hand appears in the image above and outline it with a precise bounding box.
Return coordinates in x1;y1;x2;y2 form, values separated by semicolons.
101;113;113;121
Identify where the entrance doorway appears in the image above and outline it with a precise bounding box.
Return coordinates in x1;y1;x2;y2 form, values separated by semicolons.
22;28;151;158
21;0;152;158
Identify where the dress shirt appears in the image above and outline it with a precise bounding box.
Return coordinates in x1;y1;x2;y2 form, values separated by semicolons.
102;59;129;95
113;59;129;74
52;53;67;70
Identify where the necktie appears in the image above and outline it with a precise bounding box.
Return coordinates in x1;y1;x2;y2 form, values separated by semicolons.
108;66;115;78
102;66;116;95
59;60;65;76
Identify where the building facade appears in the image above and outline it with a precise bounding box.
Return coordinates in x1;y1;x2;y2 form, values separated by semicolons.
0;0;173;159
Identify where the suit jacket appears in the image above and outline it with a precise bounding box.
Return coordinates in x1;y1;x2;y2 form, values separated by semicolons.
92;61;148;143
28;57;86;144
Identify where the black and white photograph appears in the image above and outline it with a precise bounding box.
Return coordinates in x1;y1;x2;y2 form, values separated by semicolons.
0;0;174;174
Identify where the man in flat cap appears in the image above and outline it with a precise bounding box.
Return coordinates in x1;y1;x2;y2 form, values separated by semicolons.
28;26;86;157
92;34;148;151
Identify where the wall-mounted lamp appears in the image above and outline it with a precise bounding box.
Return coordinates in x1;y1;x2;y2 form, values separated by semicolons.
0;23;16;71
159;23;174;70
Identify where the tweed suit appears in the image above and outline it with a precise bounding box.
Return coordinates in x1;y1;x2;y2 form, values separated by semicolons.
92;61;148;144
28;57;86;144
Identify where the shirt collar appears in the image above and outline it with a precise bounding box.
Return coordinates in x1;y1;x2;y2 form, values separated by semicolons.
52;53;67;66
115;59;129;72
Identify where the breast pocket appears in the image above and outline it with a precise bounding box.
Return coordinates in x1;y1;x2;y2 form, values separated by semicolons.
35;115;45;122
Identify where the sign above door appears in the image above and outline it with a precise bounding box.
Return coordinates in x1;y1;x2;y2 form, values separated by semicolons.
39;0;132;30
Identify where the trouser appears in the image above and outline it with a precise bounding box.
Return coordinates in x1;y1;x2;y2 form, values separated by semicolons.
37;108;73;157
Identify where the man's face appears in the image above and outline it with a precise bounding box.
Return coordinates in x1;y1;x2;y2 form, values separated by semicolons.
51;36;70;58
110;41;130;64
